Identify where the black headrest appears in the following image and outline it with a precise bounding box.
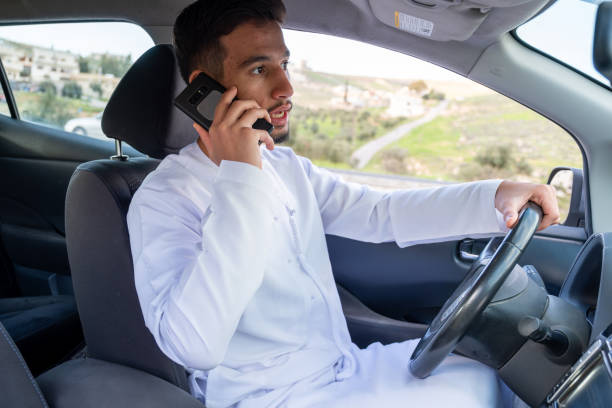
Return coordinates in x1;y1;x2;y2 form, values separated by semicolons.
102;44;197;159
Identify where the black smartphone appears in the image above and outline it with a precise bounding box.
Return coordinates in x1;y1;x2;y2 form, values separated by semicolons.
174;72;274;134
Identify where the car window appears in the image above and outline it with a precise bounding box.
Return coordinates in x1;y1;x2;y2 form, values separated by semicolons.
516;0;607;87
283;29;583;221
0;22;154;140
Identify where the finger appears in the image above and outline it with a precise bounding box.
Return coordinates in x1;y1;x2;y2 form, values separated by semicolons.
502;205;519;229
259;131;275;150
242;128;274;149
532;186;560;230
224;99;262;124
213;86;238;123
238;107;272;129
193;123;214;154
193;122;211;145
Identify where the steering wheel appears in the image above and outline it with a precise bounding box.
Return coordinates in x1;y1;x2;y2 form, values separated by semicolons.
409;202;543;379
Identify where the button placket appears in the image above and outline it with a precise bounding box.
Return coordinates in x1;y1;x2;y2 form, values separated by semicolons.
263;161;353;367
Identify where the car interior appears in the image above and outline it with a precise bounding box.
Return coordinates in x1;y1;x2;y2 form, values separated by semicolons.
1;0;612;407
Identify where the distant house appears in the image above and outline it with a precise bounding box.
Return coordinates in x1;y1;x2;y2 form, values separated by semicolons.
0;39;79;83
386;86;425;117
31;47;79;82
0;38;119;100
0;39;33;82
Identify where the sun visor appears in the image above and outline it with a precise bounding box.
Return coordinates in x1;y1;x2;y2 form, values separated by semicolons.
368;0;537;41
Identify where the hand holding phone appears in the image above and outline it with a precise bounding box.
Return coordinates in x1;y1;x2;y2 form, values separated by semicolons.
174;72;273;133
176;74;275;168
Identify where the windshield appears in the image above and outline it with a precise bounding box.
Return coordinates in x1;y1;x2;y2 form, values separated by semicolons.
516;0;608;86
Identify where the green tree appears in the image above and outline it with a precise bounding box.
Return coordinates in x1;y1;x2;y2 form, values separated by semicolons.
38;81;57;96
62;81;82;99
100;53;132;78
90;82;103;99
409;80;428;94
78;56;90;73
22;91;72;128
423;89;445;101
475;145;512;169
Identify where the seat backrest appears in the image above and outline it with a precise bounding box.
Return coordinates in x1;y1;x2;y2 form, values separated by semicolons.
64;44;196;390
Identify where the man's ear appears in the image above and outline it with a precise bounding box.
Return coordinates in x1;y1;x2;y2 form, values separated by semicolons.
188;70;203;84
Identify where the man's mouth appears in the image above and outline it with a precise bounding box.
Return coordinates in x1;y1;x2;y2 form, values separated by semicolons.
269;103;292;128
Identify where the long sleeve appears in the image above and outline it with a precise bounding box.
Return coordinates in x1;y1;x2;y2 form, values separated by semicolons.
299;156;505;247
127;160;277;371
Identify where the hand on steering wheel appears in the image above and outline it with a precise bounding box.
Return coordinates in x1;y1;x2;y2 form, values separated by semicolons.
409;203;543;379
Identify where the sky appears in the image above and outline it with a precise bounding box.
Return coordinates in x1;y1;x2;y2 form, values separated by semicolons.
0;0;605;84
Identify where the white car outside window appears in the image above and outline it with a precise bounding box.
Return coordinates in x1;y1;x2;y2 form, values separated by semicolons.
64;112;104;139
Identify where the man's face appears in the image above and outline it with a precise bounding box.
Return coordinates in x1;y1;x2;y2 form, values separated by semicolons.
218;20;293;142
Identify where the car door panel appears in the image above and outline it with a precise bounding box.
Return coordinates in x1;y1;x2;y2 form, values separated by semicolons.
0;115;139;295
329;236;470;323
337;284;427;348
329;225;585;342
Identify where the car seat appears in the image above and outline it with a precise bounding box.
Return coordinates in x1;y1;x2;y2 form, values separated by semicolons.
62;44;197;390
1;318;203;408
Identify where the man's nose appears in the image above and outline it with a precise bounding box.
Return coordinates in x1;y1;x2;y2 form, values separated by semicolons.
271;68;293;100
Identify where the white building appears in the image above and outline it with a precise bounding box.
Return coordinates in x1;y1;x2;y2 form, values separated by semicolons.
30;47;79;82
386;87;425;117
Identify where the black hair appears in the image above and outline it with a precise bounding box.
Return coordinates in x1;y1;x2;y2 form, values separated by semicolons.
173;0;286;83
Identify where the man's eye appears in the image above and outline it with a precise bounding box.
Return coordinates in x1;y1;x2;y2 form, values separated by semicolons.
251;66;265;75
281;61;290;71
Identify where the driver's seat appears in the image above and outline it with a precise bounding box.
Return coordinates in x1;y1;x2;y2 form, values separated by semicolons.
62;44;196;390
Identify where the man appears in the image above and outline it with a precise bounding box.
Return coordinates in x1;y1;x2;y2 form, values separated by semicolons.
127;1;560;407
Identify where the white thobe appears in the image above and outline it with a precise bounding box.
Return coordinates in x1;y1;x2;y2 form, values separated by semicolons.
127;142;507;408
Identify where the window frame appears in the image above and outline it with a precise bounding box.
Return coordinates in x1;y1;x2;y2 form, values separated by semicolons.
511;29;612;93
0;56;20;119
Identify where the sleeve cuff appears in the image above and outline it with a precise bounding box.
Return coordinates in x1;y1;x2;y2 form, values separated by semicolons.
481;179;509;233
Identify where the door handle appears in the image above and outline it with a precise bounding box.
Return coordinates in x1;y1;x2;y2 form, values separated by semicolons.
458;239;479;262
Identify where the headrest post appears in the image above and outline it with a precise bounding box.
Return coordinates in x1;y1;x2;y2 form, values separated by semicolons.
111;139;129;161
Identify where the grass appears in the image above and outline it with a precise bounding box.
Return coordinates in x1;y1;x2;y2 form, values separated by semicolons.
310;159;353;170
14;91;102;116
288;105;411;166
363;94;583;184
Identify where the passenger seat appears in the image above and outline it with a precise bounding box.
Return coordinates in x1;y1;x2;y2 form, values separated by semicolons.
0;295;82;376
0;232;82;376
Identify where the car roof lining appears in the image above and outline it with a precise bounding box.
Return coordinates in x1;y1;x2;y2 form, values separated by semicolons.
0;0;553;77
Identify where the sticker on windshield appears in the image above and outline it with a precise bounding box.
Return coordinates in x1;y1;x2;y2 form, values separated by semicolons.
394;11;434;37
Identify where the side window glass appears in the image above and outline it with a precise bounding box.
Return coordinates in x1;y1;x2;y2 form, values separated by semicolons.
0;23;154;141
283;30;583;221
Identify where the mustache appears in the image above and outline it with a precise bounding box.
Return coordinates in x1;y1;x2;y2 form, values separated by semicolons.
268;100;293;113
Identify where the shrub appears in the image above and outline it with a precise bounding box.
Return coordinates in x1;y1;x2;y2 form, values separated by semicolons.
90;82;103;99
327;140;352;163
475;145;513;169
38;81;57;96
62;81;82;99
381;148;408;174
423;90;445;101
460;144;533;181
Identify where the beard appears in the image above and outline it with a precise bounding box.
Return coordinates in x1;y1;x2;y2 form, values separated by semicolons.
272;125;289;144
268;100;292;144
